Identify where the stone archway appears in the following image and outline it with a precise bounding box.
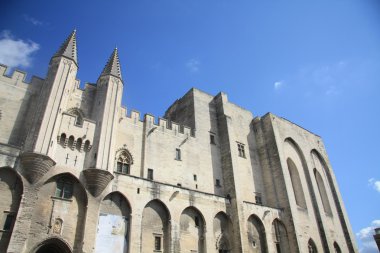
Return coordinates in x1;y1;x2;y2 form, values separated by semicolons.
33;237;72;253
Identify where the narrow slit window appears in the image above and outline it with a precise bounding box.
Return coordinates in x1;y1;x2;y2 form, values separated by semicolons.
175;148;181;160
154;236;161;251
237;143;246;158
147;169;154;180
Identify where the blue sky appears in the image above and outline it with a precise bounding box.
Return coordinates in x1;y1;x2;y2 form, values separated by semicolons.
1;0;379;251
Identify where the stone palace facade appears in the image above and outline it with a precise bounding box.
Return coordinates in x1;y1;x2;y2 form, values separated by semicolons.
0;31;358;253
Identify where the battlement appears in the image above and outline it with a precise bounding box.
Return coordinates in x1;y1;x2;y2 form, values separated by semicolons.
0;64;44;90
121;108;195;137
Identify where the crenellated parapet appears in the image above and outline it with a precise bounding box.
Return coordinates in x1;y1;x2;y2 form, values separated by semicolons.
0;64;44;92
120;109;196;137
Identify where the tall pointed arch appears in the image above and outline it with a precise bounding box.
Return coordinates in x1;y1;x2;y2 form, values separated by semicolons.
313;169;332;214
247;214;267;253
311;150;356;252
141;199;171;253
272;219;290;253
286;158;307;208
179;206;206;252
94;192;131;253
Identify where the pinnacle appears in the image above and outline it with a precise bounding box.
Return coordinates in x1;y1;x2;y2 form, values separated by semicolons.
100;48;122;80
54;30;77;64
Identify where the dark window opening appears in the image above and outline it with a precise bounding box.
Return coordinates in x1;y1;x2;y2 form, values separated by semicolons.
255;196;262;205
147;169;154;180
237;143;246;158
194;216;199;226
210;134;216;144
115;150;132;175
175;148;181;160
55;178;73;199
177;183;182;187
193;174;197;181
3;213;14;231
154;236;161;251
215;179;221;187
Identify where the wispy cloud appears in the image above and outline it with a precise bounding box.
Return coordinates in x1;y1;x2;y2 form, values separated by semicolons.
0;30;40;68
356;220;380;253
368;178;380;193
23;14;43;26
296;61;348;97
274;80;285;91
186;58;200;73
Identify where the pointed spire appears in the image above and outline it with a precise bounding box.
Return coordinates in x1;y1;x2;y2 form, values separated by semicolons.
54;29;77;64
100;48;122;80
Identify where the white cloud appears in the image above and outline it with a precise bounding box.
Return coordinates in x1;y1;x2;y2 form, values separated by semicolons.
0;30;39;68
368;178;380;193
186;58;200;73
274;80;284;90
23;15;43;26
356;220;380;253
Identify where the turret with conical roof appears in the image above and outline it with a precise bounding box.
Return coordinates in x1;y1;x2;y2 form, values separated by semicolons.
86;48;124;171
53;29;78;65
100;48;122;80
24;30;79;155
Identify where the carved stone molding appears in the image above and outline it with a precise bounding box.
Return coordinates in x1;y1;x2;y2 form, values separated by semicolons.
82;168;114;197
19;152;56;184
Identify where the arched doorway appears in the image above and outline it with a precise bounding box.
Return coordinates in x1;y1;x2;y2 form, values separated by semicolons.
94;192;131;253
141;199;171;253
213;212;233;253
179;206;206;253
247;215;267;253
272;219;290;253
0;167;23;252
33;237;72;253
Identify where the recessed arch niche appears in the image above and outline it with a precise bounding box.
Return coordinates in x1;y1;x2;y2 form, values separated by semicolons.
247;214;267;253
141;199;171;253
213;212;233;253
94;192;131;253
179;206;206;253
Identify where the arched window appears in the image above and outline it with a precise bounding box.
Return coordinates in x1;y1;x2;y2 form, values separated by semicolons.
314;169;332;214
333;242;341;253
55;177;74;199
60;133;66;146
76;138;82;151
287;158;307;209
67;108;85;127
68;136;75;150
84;140;90;152
115;149;133;175
272;219;290;253
308;239;317;253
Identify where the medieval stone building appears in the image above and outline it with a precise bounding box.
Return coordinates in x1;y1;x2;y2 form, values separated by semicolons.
0;30;358;253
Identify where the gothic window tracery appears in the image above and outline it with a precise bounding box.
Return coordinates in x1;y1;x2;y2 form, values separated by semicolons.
115;149;133;175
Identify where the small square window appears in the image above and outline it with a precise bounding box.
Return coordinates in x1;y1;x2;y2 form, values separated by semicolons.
175;148;181;160
210;134;216;144
177;183;182;187
237;143;246;158
154;236;161;251
215;179;221;187
147;169;154;180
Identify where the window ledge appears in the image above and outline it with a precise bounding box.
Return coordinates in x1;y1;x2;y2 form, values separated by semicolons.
114;171;130;176
51;196;73;202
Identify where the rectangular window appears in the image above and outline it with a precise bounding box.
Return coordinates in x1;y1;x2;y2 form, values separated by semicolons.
175;148;181;160
255;193;263;205
3;213;14;231
215;179;221;187
147;169;154;180
193;174;197;181
237;143;246;158
154;236;161;251
210;134;216;144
